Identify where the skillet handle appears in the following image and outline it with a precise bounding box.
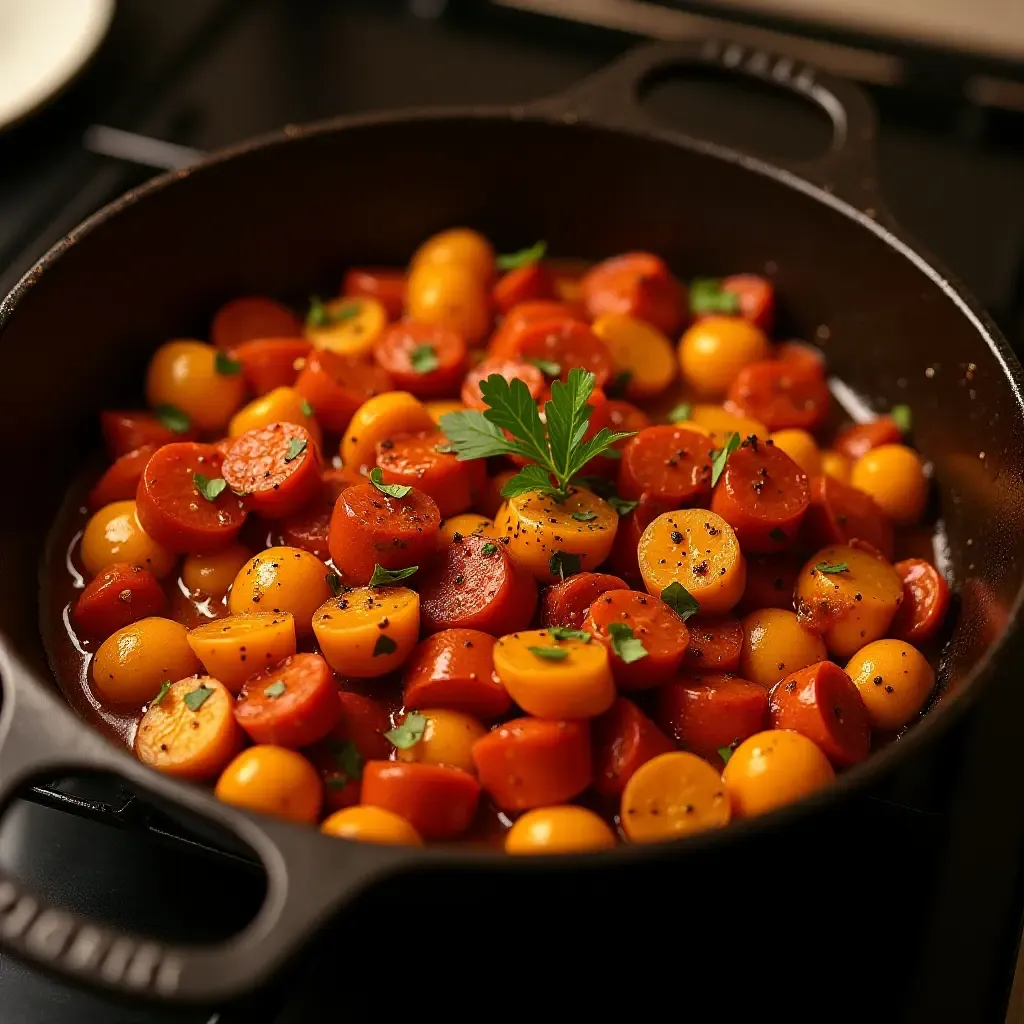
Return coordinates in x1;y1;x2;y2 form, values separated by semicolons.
0;649;415;1005
528;39;886;217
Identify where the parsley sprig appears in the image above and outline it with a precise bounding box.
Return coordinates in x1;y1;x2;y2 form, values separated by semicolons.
439;368;634;503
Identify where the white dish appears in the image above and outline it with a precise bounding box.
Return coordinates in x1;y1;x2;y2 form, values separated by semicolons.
0;0;116;131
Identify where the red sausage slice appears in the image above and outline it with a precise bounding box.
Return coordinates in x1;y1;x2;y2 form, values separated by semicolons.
294;350;393;434
492;262;555;314
539;572;629;631
306;690;392;811
769;661;871;766
682;615;744;671
656;673;768;759
592;696;674;797
280;494;332;561
736;554;800;615
488;302;585;361
222;424;322;519
373;322;467;398
231;338;312;396
234;653;341;749
343;267;406;320
88;444;158;510
100;410;197;459
136;442;248;554
710;437;810;553
721;274;774;331
73;563;167;640
834;418;902;461
376;430;486;519
580;252;685;336
510;319;614;389
889;558;950;644
361;761;481;840
607;503;660;586
585;589;690;690
471;717;592;811
617;426;716;508
418;534;537;636
460;358;545;412
726;360;831;432
403;630;511;719
210;296;302;349
802;474;894;560
328;482;441;586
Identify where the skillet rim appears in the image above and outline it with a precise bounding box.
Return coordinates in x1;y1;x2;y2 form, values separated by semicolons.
2;101;1023;867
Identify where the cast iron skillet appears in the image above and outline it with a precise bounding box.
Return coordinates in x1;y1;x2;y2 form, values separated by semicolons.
0;39;1023;1005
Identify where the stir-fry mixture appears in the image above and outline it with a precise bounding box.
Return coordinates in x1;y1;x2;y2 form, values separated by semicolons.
48;228;948;853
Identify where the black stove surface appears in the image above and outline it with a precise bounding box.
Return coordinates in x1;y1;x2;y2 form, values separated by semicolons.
2;1;1024;1021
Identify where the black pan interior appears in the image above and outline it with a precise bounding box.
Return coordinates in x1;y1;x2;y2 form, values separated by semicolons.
2;113;1023;776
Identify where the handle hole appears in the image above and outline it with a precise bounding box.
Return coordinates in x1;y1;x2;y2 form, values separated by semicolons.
0;772;266;943
640;66;835;165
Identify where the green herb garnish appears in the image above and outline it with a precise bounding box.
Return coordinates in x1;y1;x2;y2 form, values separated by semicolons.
549;550;581;581
496;240;547;270
608;496;639;516
434;443;456;454
528;645;569;661
368;564;418;586
183;685;215;711
607;622;648;664
891;405;912;433
710;431;742;487
215;351;242;375
409;344;439;374
439;368;634;504
150;681;171;707
548;627;591;642
325;572;344;596
481;542;498;557
689;277;740;316
264;681;287;699
307;296;360;327
193;474;226;502
572;510;597;522
301;398;314;418
154;404;191;435
606;371;632;399
661;581;701;621
717;745;734;764
284;437;307;463
373;634;398;656
528;357;561;378
815;561;849;574
385;712;427;749
369;467;411;498
668;402;692;423
329;739;363;784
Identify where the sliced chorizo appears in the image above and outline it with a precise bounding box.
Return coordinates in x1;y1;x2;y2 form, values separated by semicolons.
471;717;592;811
418;533;537;636
592;696;674;797
721;274;774;331
136;442;248;554
682;615;744;671
375;430;486;519
726;360;831;432
736;553;801;615
360;761;480;840
402;629;511;719
656;673;768;760
509;319;613;389
710;437;810;553
539;572;629;630
221;424;322;519
231;338;312;396
802;474;894;560
73;563;167;640
580;252;685;336
492;261;555;314
88;444;158;510
585;589;689;690
234;652;341;749
834;417;901;461
487;301;585;360
100;409;197;458
210;295;302;349
889;557;950;644
373;322;467;398
617;426;716;507
294;350;393;434
327;482;441;586
769;660;871;766
343;267;406;320
460;358;545;412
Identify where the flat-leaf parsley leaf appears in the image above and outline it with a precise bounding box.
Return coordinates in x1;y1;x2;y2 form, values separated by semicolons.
154;404;191;434
815;561;849;574
369;564;418;586
710;431;742;487
410;344;439;374
661;581;701;620
548;626;590;642
284;437;307;463
607;621;648;664
528;646;569;661
369;466;411;498
193;474;227;501
496;240;546;270
385;712;427;749
689;278;740;316
184;685;215;711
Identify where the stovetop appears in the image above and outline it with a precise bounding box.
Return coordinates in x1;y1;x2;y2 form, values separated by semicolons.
2;1;1023;1021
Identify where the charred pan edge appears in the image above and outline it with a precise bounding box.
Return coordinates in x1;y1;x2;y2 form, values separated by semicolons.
1;101;1022;863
